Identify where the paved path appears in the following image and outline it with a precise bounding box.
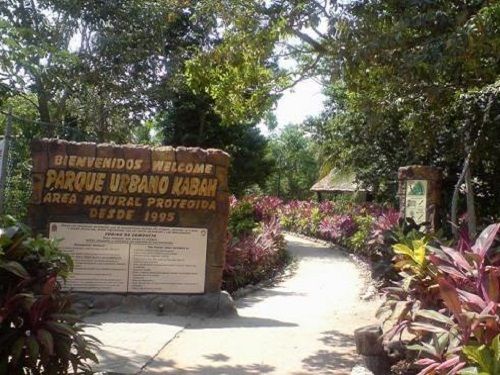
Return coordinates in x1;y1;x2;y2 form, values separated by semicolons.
86;234;380;374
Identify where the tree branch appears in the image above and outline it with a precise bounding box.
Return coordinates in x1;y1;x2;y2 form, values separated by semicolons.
292;29;327;53
275;54;323;93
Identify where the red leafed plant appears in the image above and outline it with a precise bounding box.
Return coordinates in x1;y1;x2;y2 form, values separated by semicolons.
406;223;500;374
223;203;288;293
0;217;99;374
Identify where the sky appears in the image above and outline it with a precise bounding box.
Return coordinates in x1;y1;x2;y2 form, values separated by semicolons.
259;78;326;136
275;78;326;127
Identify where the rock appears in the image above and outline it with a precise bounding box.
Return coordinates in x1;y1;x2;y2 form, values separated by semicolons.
354;324;385;356
363;355;392;375
361;285;377;300
351;365;374;375
216;291;238;317
385;339;409;362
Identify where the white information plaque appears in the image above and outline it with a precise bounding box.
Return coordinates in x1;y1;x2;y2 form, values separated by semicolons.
405;180;428;224
49;222;207;293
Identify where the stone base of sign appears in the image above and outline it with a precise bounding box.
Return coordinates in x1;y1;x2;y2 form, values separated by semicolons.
71;291;237;317
397;165;442;232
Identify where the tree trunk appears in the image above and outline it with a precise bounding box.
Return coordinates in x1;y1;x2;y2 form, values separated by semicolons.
465;166;477;238
35;77;53;136
451;157;469;238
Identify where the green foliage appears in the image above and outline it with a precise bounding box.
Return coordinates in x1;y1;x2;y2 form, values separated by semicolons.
228;201;257;238
264;125;319;200
392;239;428;276
348;215;374;254
185;26;287;125
379;223;500;373
0;217;98;374
461;334;500;375
224;198;288;293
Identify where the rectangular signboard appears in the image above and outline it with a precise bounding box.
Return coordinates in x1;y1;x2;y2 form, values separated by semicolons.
49;222;207;293
405;180;427;223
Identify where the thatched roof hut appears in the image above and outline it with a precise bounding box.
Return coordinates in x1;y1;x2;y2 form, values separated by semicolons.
310;169;369;201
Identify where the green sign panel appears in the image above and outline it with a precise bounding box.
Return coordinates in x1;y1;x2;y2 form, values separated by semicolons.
405;180;427;223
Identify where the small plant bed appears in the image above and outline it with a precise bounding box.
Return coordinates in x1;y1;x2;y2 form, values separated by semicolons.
241;196;400;283
222;197;290;295
378;223;500;375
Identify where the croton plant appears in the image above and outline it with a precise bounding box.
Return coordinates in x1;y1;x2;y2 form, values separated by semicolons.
0;217;98;374
379;223;500;375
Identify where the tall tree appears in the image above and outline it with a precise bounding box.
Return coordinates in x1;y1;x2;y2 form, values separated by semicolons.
265;124;319;200
0;0;81;134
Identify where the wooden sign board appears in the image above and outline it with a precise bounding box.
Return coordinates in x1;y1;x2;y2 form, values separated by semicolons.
30;140;230;294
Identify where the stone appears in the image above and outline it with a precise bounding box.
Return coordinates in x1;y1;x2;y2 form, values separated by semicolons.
362;355;392;375
216;291;238;317
30;173;44;204
215;166;229;192
66;141;96;157
151;145;175;162
47;140;67;167
176;146;207;164
206;148;230;168
351;365;374;375
122;144;151;173
354;324;385;356
96;143;125;159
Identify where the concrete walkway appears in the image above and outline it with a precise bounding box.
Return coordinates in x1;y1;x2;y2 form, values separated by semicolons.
85;234;380;375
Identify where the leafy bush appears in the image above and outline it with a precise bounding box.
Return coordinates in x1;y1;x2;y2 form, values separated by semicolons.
228;199;258;238
348;215;374;255
0;218;98;374
461;334;500;375
379;223;500;374
318;214;357;243
223;217;287;293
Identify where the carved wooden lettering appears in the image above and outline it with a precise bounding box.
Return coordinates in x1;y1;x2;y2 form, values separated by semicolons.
30;141;230;293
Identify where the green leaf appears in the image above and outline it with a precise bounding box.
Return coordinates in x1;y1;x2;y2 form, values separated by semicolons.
462;344;493;372
393;243;413;257
11;337;25;364
26;336;39;365
50;313;82;324
37;329;54;356
0;261;30;279
458;368;479;375
412;240;427;267
410;322;449;333
416;309;454;325
45;321;76;336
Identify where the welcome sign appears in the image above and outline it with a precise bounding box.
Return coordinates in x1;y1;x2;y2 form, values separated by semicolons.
30;140;230;294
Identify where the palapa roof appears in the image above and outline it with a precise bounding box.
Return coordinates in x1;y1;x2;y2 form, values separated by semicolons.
310;169;368;192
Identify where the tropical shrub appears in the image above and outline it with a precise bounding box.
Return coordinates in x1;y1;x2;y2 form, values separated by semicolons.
249;195;283;222
223;217;287;293
318;214;357;243
380;223;500;374
461;334;500;375
228;199;258;238
348;215;375;255
224;197;289;293
0;218;98;374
